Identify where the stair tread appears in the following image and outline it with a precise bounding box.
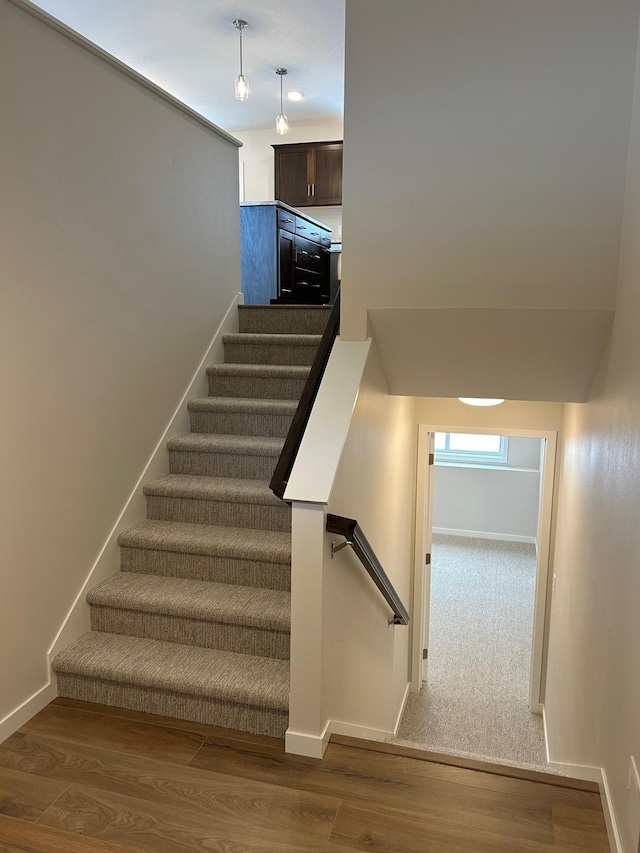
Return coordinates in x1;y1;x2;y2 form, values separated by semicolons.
238;305;331;310
53;632;289;710
118;520;291;562
188;397;298;414
167;433;284;456
143;474;283;506
223;333;322;346
88;573;290;630
207;364;310;378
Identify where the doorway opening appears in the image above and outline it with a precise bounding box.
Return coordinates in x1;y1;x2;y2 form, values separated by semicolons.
398;425;557;770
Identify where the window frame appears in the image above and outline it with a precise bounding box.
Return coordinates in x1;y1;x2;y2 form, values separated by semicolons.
434;432;509;465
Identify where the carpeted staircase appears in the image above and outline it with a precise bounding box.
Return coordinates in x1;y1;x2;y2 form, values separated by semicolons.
52;304;331;738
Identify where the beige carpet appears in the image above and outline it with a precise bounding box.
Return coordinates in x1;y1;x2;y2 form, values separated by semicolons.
389;534;549;771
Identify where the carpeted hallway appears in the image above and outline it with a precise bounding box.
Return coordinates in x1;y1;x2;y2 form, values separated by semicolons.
390;534;549;770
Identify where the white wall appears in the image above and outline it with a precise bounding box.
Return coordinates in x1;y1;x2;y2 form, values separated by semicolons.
341;0;639;340
545;13;640;849
232;120;344;240
323;342;416;734
415;398;565;435
434;437;542;541
0;0;240;727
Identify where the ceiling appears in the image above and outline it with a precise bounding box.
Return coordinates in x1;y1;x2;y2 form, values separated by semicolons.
30;0;345;134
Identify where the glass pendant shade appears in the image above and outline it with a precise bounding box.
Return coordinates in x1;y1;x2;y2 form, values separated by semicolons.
233;20;248;101
235;74;249;101
275;68;289;134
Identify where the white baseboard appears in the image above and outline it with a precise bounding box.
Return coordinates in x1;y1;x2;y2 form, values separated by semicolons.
433;527;536;544
329;719;396;742
0;680;57;745
47;292;243;666
542;704;551;765
286;684;411;760
543;705;621;853
392;682;411;736
547;759;603;784
599;767;624;853
285;721;331;759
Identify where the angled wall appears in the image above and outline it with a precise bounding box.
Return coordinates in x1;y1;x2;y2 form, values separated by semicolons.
340;0;639;401
0;0;240;729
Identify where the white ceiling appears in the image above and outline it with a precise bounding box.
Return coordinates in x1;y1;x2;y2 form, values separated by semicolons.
30;0;345;133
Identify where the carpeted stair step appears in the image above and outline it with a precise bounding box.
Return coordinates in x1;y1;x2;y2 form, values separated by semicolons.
144;474;290;532
168;433;284;479
188;397;298;438
223;333;322;366
118;521;291;590
54;303;334;737
87;573;291;659
207;364;310;400
53;631;289;737
238;304;332;335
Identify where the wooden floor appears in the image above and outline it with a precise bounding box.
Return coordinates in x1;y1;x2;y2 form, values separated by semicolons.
0;699;610;852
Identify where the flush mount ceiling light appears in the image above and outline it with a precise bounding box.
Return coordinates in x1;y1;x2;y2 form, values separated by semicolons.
233;19;249;101
275;67;289;135
458;398;506;407
287;91;303;102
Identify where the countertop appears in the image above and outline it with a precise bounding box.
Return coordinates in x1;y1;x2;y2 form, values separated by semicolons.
240;200;332;231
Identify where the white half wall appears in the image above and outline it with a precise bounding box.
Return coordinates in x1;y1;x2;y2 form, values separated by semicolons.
231;120;344;241
341;0;639;337
0;0;240;731
544;11;640;850
286;339;417;754
323;341;416;737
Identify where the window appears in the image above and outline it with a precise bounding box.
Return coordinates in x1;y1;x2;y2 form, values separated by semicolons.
435;432;508;464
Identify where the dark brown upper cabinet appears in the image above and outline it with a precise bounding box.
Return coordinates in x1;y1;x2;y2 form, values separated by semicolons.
273;141;343;207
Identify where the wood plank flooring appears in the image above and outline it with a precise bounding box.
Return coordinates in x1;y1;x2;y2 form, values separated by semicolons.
0;699;610;852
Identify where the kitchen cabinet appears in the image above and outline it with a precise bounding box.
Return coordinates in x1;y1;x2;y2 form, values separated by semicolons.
273;141;343;207
240;202;332;305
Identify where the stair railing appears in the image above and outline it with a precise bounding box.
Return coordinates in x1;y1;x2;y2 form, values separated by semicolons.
269;289;341;500
326;513;410;626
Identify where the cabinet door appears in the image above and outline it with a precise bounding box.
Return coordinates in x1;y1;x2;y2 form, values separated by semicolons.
275;148;311;207
277;229;296;299
313;143;343;205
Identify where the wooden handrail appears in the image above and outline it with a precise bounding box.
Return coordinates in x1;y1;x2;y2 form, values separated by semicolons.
269;290;341;500
326;514;410;626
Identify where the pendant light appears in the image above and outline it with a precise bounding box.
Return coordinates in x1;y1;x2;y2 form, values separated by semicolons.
275;68;289;135
233;20;249;101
